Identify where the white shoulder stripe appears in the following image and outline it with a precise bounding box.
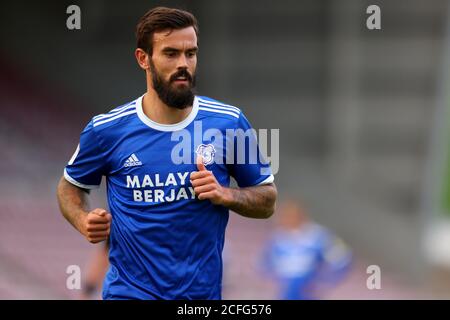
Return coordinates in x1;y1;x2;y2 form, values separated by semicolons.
198;106;240;118
198;102;241;116
93;104;129;120
93;110;137;127
96;101;136;117
94;103;136;122
198;99;240;112
68;144;80;166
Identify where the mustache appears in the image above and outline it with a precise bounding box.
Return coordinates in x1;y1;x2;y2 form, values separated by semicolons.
169;69;193;83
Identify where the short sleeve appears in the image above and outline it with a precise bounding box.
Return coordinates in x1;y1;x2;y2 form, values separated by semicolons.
227;112;274;187
64;120;107;189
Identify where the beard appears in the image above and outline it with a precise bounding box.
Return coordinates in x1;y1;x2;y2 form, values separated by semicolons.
149;60;196;110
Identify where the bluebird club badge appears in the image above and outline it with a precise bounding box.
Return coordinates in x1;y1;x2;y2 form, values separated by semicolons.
196;144;216;165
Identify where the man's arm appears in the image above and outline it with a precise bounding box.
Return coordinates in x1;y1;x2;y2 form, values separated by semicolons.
190;158;277;219
220;183;277;219
56;176;111;243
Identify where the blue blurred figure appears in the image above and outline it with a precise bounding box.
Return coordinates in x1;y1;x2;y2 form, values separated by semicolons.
260;199;352;300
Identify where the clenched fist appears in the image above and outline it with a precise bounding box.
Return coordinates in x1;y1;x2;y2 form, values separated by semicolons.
81;208;112;243
190;156;231;206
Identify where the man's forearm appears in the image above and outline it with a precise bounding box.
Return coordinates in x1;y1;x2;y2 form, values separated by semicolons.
222;183;277;219
57;176;112;243
56;176;89;234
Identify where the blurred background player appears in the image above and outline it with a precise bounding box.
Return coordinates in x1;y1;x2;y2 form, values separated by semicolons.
78;242;109;300
260;199;352;300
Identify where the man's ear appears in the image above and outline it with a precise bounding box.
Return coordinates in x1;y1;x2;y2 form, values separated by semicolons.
135;48;149;70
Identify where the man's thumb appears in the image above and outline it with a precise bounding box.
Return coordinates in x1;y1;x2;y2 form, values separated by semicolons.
196;155;206;171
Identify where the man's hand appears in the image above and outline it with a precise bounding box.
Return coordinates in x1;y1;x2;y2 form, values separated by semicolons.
190;156;230;206
81;208;112;244
189;156;277;218
57;177;112;243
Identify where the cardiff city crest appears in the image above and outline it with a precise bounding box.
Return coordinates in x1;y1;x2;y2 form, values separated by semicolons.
195;144;216;166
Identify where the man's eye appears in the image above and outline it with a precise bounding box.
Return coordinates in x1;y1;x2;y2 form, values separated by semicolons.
187;52;196;58
166;52;177;58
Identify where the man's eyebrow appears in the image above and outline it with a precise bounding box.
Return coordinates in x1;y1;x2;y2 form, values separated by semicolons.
162;46;198;52
162;47;180;53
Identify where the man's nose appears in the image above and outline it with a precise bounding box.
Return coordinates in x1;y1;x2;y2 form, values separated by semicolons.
176;54;188;69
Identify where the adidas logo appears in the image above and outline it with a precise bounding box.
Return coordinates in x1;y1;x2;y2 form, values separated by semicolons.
124;154;142;167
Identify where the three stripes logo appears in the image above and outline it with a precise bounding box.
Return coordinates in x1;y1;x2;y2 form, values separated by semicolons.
124;154;142;167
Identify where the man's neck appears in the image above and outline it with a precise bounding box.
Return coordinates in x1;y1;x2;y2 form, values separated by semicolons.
142;89;193;125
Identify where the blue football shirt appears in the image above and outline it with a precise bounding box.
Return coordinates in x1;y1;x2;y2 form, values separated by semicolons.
64;94;274;299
